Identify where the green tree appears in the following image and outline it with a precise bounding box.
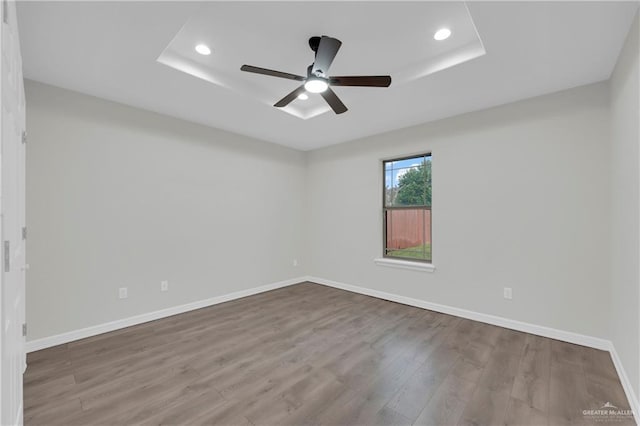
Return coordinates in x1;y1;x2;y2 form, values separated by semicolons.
396;160;431;206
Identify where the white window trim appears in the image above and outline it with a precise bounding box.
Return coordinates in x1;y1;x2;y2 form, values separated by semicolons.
374;257;436;272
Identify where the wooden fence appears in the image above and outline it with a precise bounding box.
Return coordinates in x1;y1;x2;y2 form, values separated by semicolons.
386;209;432;249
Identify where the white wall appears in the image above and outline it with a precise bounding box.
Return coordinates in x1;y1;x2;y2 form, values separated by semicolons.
25;80;306;340
610;10;640;403
307;82;611;340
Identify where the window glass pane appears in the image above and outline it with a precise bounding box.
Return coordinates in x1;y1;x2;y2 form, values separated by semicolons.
384;155;431;207
385;170;396;205
385;208;431;261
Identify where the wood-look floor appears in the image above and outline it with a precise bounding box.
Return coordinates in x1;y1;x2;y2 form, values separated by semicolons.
25;282;635;426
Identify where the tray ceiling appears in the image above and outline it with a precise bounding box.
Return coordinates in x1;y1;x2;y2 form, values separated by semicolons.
157;2;485;120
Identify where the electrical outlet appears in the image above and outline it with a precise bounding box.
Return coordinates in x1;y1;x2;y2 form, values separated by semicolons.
161;280;169;292
118;287;128;299
293;259;298;267
503;287;513;300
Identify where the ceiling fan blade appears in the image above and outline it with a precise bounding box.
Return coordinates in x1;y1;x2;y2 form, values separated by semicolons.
241;65;305;81
320;87;348;114
329;75;392;87
312;36;342;76
274;85;307;108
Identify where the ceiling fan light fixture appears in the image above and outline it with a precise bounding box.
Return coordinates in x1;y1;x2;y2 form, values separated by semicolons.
195;44;211;55
304;78;329;93
434;28;451;41
297;93;309;100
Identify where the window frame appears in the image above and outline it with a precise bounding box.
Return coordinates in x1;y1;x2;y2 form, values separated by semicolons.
382;152;432;264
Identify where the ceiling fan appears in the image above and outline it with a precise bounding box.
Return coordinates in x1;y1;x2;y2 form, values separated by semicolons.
240;36;392;114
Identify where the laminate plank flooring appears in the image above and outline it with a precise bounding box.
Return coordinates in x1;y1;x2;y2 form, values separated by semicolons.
24;282;636;426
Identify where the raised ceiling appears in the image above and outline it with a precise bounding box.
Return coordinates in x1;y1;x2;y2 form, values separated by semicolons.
17;1;639;150
157;2;485;120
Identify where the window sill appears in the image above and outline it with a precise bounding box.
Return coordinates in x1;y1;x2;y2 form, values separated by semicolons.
374;258;436;272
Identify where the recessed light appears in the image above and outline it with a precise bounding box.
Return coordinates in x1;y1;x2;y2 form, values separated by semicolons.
304;78;328;93
297;93;309;100
195;44;211;55
434;28;451;41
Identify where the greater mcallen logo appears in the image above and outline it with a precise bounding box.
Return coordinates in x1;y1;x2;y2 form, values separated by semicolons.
583;402;634;422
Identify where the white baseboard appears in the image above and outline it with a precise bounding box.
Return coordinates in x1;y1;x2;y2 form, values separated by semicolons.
308;275;639;424
609;343;640;424
25;276;307;353
14;401;23;426
308;276;610;350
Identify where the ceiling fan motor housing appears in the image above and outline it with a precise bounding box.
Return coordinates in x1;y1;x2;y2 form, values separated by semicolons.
307;64;326;79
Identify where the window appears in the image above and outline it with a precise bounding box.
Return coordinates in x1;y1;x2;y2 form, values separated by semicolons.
383;153;432;263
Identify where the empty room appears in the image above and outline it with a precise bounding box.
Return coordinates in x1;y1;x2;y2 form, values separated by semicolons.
0;1;638;425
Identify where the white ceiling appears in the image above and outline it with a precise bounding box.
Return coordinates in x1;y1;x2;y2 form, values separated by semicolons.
17;1;639;151
157;2;485;120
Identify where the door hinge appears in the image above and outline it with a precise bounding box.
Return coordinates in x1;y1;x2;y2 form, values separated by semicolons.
21;131;27;144
3;240;9;272
22;226;27;240
22;323;27;337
